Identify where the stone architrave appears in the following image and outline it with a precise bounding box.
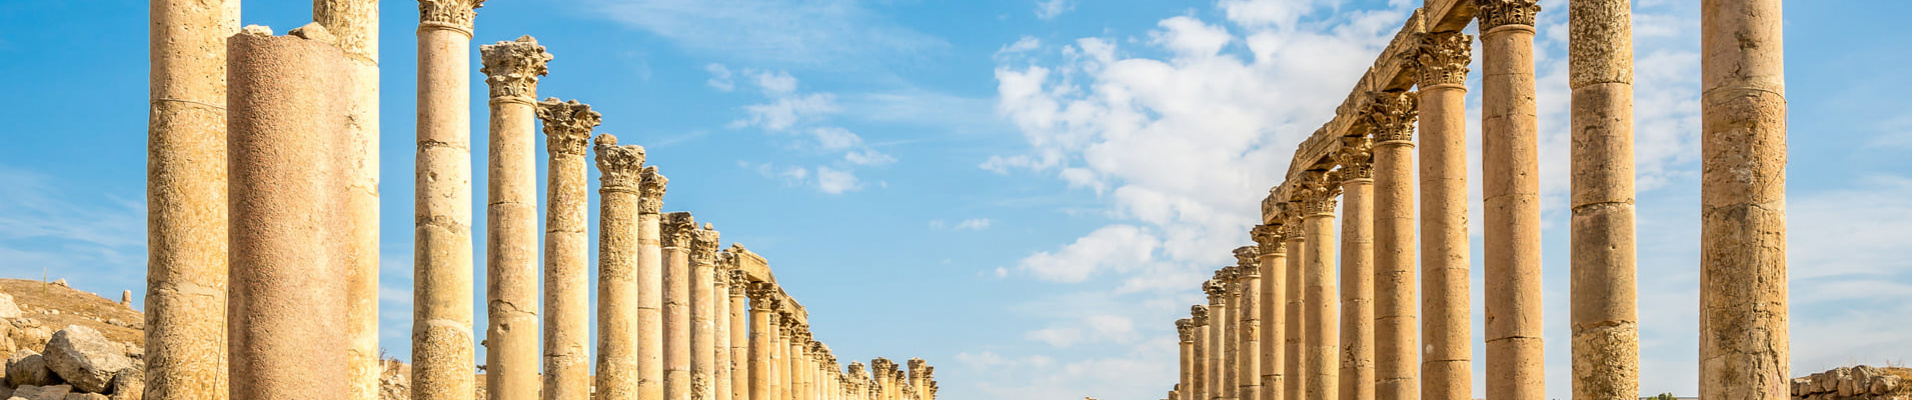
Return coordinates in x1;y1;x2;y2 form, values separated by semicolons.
1413;30;1472;400
594;134;646;400
1178;319;1196;400
1234;246;1262;400
147;0;237;396
1338;138;1377;400
691;226;721;400
1282;223;1306;400
731;271;752;400
1251;225;1286;400
1204;279;1228;400
480;35;551;400
1366;91;1419;400
539;98;601;400
412;2;484;399
748;286;780;400
1298;171;1340;400
714;256;734;400
640;168;669;400
663;212;698;400
313;1;380;398
1699;0;1788;398
1478;2;1547;399
226;24;351;399
1568;1;1641;399
1191;306;1210;400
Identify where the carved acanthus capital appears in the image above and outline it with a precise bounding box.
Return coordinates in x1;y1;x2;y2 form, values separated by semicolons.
1415;31;1473;87
1251;224;1285;254
1190;305;1209;325
593;134;646;191
638;166;667;214
1202;279;1226;301
1296;170;1341;216
749;282;781;309
418;0;484;29
689;224;721;265
480;36;553;100
1477;0;1541;30
1175;318;1196;342
1233;246;1260;271
538;98;601;155
1337;135;1375;180
1366;91;1419;143
1281;219;1306;240
662;212;696;249
727;269;751;290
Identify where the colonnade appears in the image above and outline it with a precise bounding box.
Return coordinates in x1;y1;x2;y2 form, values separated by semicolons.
143;1;941;399
1160;1;1790;400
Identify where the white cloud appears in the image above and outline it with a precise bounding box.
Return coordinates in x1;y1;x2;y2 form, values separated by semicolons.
582;0;947;68
814;166;862;194
730;71;896;194
704;63;735;92
955;218;993;230
1034;0;1073;20
1015;225;1162;283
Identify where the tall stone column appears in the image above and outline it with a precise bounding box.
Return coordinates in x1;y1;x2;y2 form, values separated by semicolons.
749;285;780;400
732;271;753;400
1413;30;1473;400
538;99;601;400
692;226;723;400
1222;269;1244;400
664;212;699;400
1178;319;1196;400
480;36;552;400
1339;141;1377;400
715;260;735;400
791;331;811;400
1204;279;1229;400
226;25;351;399
1700;0;1788;398
778;316;795;400
640;168;670;400
1366;91;1419;400
1281;223;1306;400
1191;306;1210;400
908;359;928;400
148;0;237;396
413;2;484;399
1234;247;1261;400
1251;225;1286;400
593;134;646;400
1568;1;1641;399
1477;2;1547;398
313;2;380;398
1299;171;1341;400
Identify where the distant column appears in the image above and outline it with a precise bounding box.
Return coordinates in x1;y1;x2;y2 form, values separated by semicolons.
1569;0;1641;398
1413;29;1473;400
664;212;699;400
731;271;753;400
778;314;795;400
1191;306;1210;400
715;259;735;400
1366;91;1419;400
1299;171;1341;400
593;134;646;400
1251;225;1286;400
412;1;484;399
1179;319;1196;400
640;168;670;400
1204;279;1229;400
539;98;601;400
692;226;723;400
748;285;780;400
1477;1;1547;398
1234;246;1262;400
1282;222;1306;400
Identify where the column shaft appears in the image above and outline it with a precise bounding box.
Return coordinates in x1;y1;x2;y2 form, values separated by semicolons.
692;228;721;400
412;2;480;398
1479;2;1546;398
314;2;380;398
664;213;697;400
481;36;551;400
1699;0;1788;398
1369;92;1419;400
1193;317;1210;400
1415;30;1472;400
716;274;734;400
594;136;647;400
1283;232;1306;400
1205;289;1228;400
541;100;600;400
732;281;753;400
749;298;777;400
1301;179;1339;400
1179;319;1195;400
1568;1;1641;399
640;172;670;400
1340;160;1376;400
1252;227;1286;400
1236;248;1263;400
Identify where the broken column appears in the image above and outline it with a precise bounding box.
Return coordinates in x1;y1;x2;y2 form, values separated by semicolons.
1192;306;1210;400
480;35;551;400
1205;279;1229;400
539;98;601;400
1414;29;1473;400
1178;319;1196;400
715;256;735;400
731;270;753;400
594;134;646;400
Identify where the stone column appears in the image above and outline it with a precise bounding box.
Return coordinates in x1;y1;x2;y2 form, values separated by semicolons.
1178;319;1196;400
1251;225;1286;400
148;0;237;396
732;271;753;400
907;359;927;400
1413;30;1472;400
692;226;722;400
749;286;779;400
226;25;350;399
715;260;734;400
313;2;379;398
1477;2;1546;398
538;98;601;400
1338;148;1377;400
1191;306;1210;400
640;168;670;400
1204;279;1228;400
1568;1;1641;399
791;331;811;400
1234;246;1262;400
1221;269;1244;400
480;36;551;400
413;2;483;399
1299;171;1340;400
778;316;795;400
1700;0;1788;398
1366;91;1419;400
593;135;646;400
664;212;699;400
1282;223;1306;400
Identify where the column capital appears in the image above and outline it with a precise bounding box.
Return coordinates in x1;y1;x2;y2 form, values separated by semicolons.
538;98;601;156
1190;305;1209;325
593;134;646;191
1233;246;1261;274
1203;278;1227;302
418;0;484;30
662;212;696;249
1414;31;1474;87
1176;318;1197;342
1281;217;1306;240
1477;0;1541;30
1337;135;1375;180
638;167;667;214
1251;224;1285;255
1366;91;1419;143
748;282;781;309
689;225;721;265
1297;170;1341;216
480;36;552;100
727;269;751;291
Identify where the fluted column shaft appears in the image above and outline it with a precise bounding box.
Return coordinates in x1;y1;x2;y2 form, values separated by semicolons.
1415;30;1473;400
1283;231;1306;400
593;136;647;400
664;213;697;400
1252;227;1286;400
1368;92;1419;400
1479;2;1546;398
314;2;380;398
1301;185;1339;400
1700;0;1788;398
1568;1;1641;399
412;2;481;399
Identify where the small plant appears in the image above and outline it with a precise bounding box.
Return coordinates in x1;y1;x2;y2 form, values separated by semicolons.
1649;393;1676;400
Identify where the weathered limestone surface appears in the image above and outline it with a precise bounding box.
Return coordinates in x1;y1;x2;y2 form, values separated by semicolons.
1568;1;1641;399
1299;172;1340;400
1205;281;1228;400
146;0;237;396
1414;29;1472;400
480;35;551;400
412;2;483;399
1339;140;1377;400
1478;1;1546;399
1367;91;1419;400
664;212;697;400
1179;319;1196;400
226;25;351;399
313;1;380;397
748;287;778;400
1700;0;1788;398
1283;226;1306;400
639;168;669;400
1251;226;1285;400
1192;306;1210;400
714;260;734;400
539;98;600;400
1791;366;1909;400
1235;247;1262;400
691;226;721;400
594;134;646;400
731;272;752;400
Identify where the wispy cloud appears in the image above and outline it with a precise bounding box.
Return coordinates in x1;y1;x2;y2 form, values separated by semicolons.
724;69;897;194
1033;0;1073;20
582;0;947;68
0;165;145;300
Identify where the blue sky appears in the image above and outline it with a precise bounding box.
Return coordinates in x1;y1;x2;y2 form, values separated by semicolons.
3;0;1911;399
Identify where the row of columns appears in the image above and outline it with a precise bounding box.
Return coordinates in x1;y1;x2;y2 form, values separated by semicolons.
1162;0;1789;399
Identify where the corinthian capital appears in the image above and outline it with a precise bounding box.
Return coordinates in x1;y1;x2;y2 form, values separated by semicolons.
727;269;751;290
748;282;780;309
593;134;646;191
638;167;667;214
1478;0;1542;30
662;212;696;249
1233;246;1261;271
418;0;484;29
1190;305;1209;325
480;36;552;100
1251;224;1285;255
539;98;601;156
1337;135;1375;180
1415;31;1473;87
1175;318;1196;342
1366;91;1419;143
1297;170;1341;216
690;224;721;265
